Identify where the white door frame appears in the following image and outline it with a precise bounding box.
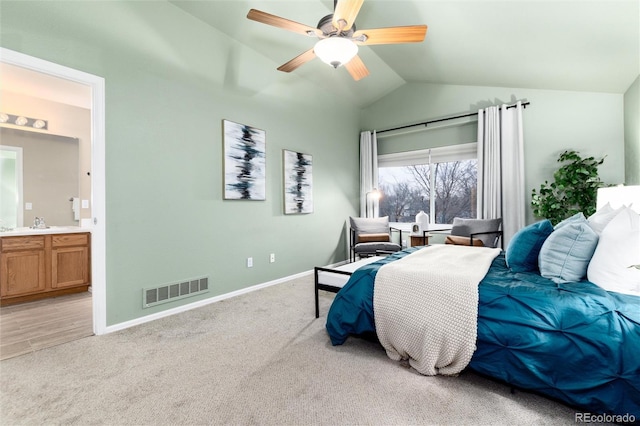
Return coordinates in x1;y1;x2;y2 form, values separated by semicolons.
1;47;107;335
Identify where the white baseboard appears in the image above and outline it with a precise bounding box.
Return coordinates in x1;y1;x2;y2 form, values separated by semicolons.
103;269;315;334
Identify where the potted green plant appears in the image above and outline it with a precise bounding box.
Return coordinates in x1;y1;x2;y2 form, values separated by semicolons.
531;150;605;225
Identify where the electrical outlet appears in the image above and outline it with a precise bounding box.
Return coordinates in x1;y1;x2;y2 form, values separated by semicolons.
247;257;253;268
270;253;275;263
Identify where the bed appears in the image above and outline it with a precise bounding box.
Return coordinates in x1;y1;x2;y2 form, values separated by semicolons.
326;224;640;417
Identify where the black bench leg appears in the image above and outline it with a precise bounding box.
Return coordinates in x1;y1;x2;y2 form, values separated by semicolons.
314;268;320;318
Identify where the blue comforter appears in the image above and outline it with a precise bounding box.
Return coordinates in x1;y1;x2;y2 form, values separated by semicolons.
326;248;640;416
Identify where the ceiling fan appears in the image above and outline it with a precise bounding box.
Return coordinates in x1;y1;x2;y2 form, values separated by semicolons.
246;0;427;81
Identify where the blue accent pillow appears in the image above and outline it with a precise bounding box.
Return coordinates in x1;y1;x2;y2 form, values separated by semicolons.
554;212;586;230
505;220;554;272
538;219;599;283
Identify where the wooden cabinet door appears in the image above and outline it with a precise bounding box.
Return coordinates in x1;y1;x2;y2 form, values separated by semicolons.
51;246;89;289
0;250;47;297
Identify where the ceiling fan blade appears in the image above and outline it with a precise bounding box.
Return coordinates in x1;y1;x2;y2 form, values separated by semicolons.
353;25;428;45
332;0;364;32
247;9;322;37
277;48;317;73
344;55;369;81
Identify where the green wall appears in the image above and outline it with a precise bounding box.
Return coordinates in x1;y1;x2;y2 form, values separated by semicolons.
624;75;640;185
1;1;360;326
361;83;626;223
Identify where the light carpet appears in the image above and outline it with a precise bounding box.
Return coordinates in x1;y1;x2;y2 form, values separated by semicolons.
0;275;598;425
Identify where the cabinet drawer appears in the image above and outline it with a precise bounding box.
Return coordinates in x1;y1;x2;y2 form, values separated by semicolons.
0;236;46;251
52;233;89;248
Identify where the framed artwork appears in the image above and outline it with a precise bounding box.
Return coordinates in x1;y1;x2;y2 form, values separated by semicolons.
283;149;313;214
223;119;266;200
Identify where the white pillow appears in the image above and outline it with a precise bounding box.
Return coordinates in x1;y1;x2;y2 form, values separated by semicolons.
587;207;640;296
587;202;621;235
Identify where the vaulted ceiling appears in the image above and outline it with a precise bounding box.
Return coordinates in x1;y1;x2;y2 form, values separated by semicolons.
171;0;639;107
2;1;638;110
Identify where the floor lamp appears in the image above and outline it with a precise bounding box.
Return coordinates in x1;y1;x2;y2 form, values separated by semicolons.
365;188;381;218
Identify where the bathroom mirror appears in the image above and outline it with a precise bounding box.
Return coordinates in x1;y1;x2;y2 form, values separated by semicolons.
0;128;79;228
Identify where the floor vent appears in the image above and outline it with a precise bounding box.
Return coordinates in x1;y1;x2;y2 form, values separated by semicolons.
143;276;209;308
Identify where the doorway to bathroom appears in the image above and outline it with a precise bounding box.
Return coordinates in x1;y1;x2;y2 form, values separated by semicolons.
0;48;106;357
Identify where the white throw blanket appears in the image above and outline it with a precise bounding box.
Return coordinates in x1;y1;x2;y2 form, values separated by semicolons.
373;245;500;376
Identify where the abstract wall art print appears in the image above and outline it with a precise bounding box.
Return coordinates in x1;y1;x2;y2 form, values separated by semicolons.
283;149;313;214
223;119;266;200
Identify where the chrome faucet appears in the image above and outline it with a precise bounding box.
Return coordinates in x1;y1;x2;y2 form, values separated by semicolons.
34;217;46;229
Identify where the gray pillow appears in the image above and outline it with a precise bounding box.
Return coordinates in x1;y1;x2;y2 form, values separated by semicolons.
350;216;390;236
451;217;502;248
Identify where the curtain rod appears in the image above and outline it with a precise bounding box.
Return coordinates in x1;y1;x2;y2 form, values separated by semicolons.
376;101;530;135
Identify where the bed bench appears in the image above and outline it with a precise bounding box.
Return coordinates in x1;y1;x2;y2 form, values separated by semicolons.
314;256;385;318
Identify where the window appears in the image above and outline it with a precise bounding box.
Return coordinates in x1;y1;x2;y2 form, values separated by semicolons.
378;143;477;225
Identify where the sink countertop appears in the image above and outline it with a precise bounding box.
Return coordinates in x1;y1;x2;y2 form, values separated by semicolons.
0;226;91;237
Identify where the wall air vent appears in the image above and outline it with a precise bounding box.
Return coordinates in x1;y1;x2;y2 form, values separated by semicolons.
143;276;209;308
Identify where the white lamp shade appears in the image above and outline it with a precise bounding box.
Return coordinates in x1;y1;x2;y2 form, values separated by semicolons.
597;185;640;214
314;37;358;68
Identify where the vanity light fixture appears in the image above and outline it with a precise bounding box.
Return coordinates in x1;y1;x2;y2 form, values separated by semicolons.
0;112;48;130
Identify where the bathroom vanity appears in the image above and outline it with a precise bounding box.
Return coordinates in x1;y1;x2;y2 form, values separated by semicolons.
0;227;91;305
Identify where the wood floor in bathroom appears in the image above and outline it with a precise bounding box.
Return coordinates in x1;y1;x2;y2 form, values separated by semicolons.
0;292;93;361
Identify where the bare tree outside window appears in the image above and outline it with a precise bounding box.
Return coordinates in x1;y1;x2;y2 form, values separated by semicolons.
379;160;477;224
378;180;424;222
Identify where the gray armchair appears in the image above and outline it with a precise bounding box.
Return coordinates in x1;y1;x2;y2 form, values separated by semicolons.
349;216;402;262
445;217;503;249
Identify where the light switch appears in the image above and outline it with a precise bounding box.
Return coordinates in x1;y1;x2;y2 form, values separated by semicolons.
82;199;90;209
25;202;32;210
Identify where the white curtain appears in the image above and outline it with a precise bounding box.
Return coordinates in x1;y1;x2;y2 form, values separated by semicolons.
477;101;525;246
360;130;378;217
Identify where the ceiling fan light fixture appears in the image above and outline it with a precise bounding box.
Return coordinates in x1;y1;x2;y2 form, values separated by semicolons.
314;37;358;69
